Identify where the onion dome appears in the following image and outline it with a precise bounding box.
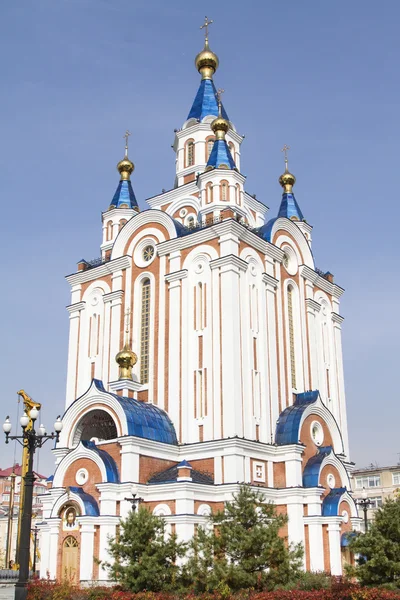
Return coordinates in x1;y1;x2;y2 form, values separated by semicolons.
109;132;139;211
277;146;304;221
195;39;219;80
117;156;134;181
206;91;236;171
116;343;137;381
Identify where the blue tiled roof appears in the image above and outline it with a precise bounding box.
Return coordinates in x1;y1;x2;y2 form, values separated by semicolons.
256;218;277;243
322;487;347;517
93;380;178;445
46;475;54;482
303;446;333;487
188;79;229;122
277;192;304;221
110;180;138;210
148;464;213;485
206;139;236;170
69;486;99;516
275;390;320;445
81;440;120;483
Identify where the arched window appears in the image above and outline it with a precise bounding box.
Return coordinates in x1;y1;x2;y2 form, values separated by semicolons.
187;215;195;228
186;140;195;167
206;182;213;204
206;136;215;160
106;221;113;241
119;219;127;232
235;184;240;205
220;180;229;201
140;278;151;384
287;286;296;389
73;409;118;445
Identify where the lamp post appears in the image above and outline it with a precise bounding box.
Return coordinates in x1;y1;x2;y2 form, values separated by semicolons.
3;409;63;600
356;487;372;533
31;526;39;576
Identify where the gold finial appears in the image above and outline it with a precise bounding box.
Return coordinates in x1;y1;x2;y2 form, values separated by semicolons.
116;307;137;380
279;144;296;193
195;16;219;80
117;131;134;181
211;88;229;140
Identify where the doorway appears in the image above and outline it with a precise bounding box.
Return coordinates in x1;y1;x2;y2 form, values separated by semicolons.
62;536;79;582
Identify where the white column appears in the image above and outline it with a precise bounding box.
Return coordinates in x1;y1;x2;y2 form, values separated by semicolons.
332;313;349;458
157;256;166;409
328;520;342;575
263;274;279;441
210;256;246;438
48;519;61;579
79;520;95;581
119;439;140;482
305;297;321;391
165;269;187;439
98;521;116;580
307;520;324;572
287;500;305;569
66;301;85;407
38;524;50;579
108;287;124;384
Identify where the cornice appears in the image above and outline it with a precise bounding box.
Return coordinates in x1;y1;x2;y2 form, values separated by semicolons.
300;265;345;298
243;192;269;215
262;273;279;289
198;169;246;185
305;298;321;312
146;182;199;208
103;290;124;304
66;301;86;314
210;254;248;272
331;312;344;324
164;269;188;283
66;256;131;286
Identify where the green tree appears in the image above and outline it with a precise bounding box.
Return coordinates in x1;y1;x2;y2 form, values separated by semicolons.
105;506;186;592
348;495;400;586
184;485;303;592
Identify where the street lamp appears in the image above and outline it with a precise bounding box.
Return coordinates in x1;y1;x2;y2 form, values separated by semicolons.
356;487;372;533
31;526;39;575
3;410;63;600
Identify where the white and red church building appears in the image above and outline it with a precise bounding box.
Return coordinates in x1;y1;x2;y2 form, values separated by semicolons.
38;30;359;582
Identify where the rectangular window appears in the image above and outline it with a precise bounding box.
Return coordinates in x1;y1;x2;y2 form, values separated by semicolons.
393;472;400;485
369;496;383;509
253;462;265;483
355;475;381;489
140;279;151;384
2;495;9;502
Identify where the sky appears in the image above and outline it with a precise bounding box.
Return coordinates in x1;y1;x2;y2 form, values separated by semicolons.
0;0;398;476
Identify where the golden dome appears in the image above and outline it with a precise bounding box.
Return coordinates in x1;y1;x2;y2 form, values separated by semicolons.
117;156;134;181
195;40;219;80
116;343;137;380
279;169;296;193
211;115;229;139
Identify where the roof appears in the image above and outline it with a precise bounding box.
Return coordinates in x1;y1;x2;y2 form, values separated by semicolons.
303;446;333;487
110;179;138;210
187;79;229;122
322;487;347;517
0;464;47;479
206;139;236;170
148;464;214;485
81;440;119;482
68;486;99;516
277;192;304;221
352;465;400;475
275;390;320;445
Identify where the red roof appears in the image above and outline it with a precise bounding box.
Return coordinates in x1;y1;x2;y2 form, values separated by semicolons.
0;464;47;479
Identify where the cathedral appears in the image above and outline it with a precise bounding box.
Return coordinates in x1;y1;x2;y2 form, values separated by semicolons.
38;22;359;582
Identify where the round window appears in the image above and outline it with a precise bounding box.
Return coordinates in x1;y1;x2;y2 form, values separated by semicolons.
281;245;298;275
342;509;349;524
143;245;155;262
327;473;336;489
310;421;324;446
75;468;89;486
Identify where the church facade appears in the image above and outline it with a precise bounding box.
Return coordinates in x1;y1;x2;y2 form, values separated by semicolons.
38;28;359;582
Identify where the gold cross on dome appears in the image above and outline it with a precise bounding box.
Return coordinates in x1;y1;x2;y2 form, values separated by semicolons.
281;144;290;170
124;307;130;341
124;130;131;156
200;16;213;41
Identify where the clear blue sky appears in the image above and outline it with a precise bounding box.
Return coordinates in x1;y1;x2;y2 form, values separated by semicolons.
0;0;398;476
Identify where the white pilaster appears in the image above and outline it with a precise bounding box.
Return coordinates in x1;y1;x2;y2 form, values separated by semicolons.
79;519;96;581
327;520;342;575
48;519;61;579
66;301;85;407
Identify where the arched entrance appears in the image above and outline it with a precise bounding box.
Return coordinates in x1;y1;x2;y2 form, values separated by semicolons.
62;536;79;582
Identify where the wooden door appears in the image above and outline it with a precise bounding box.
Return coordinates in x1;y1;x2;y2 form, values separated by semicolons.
62;536;79;582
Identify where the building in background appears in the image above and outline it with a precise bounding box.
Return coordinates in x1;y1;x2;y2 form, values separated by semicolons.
38;23;359;583
351;464;400;531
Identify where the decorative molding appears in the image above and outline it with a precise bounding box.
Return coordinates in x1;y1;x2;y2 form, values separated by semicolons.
164;269;188;283
331;312;344;324
109;379;142;392
300;265;345;298
66;256;131;286
210;254;248;272
306;298;321;312
66;301;86;314
262;273;279;289
103;290;124;304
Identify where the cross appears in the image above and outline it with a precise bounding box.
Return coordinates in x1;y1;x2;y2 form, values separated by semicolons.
124;130;131;156
216;88;224;116
200;16;213;41
124;494;143;512
281;144;290;170
124;307;130;343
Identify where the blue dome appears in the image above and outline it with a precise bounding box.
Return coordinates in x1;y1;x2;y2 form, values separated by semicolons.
188;79;229;122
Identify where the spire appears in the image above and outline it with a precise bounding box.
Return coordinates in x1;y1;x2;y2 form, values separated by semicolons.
115;308;137;380
187;18;229;122
109;131;139;210
277;145;304;221
206;89;236;170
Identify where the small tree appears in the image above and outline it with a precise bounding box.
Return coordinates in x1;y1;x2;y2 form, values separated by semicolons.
185;485;303;592
348;495;400;586
105;506;186;592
